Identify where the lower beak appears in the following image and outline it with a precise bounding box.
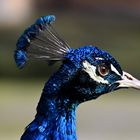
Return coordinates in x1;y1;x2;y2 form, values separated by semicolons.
117;71;140;90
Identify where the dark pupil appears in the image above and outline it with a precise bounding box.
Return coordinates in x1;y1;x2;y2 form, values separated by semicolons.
98;65;109;76
101;66;107;74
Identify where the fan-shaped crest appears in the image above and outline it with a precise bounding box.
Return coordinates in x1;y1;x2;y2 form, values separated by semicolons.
15;15;70;68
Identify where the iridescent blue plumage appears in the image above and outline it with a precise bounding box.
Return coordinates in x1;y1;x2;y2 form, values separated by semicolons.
15;15;140;140
14;50;27;68
19;46;122;140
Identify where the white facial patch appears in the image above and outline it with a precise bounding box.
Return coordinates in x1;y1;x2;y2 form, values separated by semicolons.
111;64;121;76
83;61;109;84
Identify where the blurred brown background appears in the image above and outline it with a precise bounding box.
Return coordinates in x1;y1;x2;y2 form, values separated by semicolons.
0;0;140;140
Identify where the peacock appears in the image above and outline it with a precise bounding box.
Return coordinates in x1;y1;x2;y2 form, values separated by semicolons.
14;15;140;140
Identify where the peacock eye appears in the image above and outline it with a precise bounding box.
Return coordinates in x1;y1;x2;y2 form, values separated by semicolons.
97;64;109;76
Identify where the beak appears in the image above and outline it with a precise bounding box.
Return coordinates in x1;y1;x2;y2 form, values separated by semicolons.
117;71;140;90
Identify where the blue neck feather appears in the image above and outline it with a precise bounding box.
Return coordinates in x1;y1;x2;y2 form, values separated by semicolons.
21;61;79;140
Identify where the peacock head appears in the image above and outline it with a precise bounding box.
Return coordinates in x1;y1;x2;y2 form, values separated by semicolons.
62;46;140;102
14;15;140;103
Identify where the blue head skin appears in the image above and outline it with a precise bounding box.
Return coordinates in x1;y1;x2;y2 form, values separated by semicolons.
15;16;140;140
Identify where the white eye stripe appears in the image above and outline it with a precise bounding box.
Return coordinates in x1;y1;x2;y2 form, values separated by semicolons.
95;57;104;60
83;61;109;84
111;64;121;76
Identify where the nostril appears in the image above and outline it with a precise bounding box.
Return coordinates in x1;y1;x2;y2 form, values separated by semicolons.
125;74;133;80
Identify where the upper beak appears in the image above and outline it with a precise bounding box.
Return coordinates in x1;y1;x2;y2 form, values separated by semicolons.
117;71;140;90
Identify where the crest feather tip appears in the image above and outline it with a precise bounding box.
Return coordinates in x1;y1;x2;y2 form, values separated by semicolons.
14;50;27;68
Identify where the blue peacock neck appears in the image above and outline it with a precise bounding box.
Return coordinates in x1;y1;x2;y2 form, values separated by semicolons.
35;92;78;140
34;76;78;140
21;63;79;140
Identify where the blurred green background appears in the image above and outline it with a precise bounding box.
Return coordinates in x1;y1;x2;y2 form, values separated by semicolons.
0;0;140;140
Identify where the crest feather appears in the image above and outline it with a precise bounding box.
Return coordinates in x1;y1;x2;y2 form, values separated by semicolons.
15;15;70;68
